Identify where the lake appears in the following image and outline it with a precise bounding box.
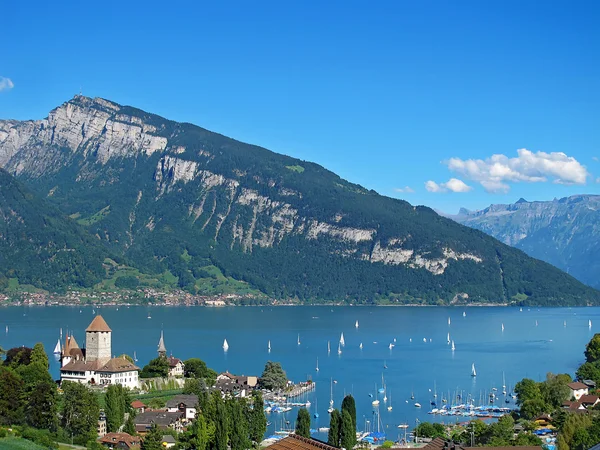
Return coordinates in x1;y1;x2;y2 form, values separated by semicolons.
0;305;596;439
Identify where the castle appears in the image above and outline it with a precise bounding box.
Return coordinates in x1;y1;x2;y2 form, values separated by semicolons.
60;315;140;389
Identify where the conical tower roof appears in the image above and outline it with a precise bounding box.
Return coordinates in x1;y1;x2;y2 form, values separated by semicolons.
86;315;112;332
158;330;167;354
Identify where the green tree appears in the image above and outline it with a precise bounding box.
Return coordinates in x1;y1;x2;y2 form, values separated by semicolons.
328;409;341;447
249;391;267;445
140;357;169;378
213;392;229;450
142;423;163;450
0;367;25;425
105;385;125;432
124;414;136;436
415;422;446;439
520;398;548;420
259;361;287;391
585;334;600;363
61;381;101;445
184;414;211;450
576;362;600;385
184;358;217;382
230;399;250;450
514;378;542;406
341;395;356;436
559;413;593;450
487;415;514;446
340;409;356;450
16;361;52;391
296;408;311;438
30;343;49;369
26;380;58;431
541;373;572;408
3;347;32;368
514;433;543;446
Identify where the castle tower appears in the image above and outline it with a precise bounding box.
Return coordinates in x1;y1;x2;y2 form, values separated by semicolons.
158;330;167;358
85;315;112;364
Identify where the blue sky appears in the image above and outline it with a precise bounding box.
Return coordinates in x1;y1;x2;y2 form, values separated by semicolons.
0;0;598;213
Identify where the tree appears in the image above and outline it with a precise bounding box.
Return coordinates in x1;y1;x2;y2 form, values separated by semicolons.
415;422;446;439
520;398;547;420
514;378;542;406
576;362;600;385
3;346;32;368
249;391;267;445
328;409;341;447
0;367;25;425
487;415;514;446
341;395;356;436
30;343;49;369
124;414;136;436
184;358;217;382
340;409;356;450
105;385;125;432
585;334;600;363
541;373;572;408
140;357;169;378
296;408;311;438
230;399;250;450
26;380;58;431
16;361;53;391
61;381;101;445
259;361;287;391
184;414;211;450
142;423;163;450
213;392;229;450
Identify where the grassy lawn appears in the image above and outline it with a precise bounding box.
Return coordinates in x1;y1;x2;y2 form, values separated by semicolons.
0;437;47;450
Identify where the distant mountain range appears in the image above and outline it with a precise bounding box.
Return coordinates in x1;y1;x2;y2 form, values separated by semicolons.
0;96;597;305
449;195;600;289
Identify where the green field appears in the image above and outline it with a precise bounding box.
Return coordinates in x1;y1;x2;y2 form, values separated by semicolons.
0;437;48;450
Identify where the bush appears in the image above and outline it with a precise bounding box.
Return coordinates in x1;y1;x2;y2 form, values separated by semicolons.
114;275;140;289
0;428;6;438
381;440;395;448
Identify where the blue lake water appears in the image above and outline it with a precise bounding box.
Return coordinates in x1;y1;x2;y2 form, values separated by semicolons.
0;305;597;439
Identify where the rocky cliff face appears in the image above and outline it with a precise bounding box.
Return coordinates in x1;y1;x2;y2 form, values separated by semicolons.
0;96;596;304
451;196;600;288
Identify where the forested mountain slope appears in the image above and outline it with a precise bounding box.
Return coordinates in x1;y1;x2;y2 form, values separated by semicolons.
0;96;597;305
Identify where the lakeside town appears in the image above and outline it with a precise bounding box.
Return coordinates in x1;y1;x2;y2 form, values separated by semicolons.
3;313;600;450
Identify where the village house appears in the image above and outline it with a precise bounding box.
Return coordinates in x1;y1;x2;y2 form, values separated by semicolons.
162;435;177;448
579;394;600;408
568;381;589;400
264;434;341;450
98;416;107;438
131;400;147;414
98;432;141;449
215;372;258;398
166;394;199;420
134;411;183;435
60;316;140;389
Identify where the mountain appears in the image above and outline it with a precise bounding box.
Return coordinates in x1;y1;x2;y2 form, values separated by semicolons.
0;168;109;291
0;96;597;305
450;195;600;289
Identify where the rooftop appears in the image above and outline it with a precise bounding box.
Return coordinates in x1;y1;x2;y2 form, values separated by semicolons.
166;394;199;409
568;382;589;390
86;315;112;332
264;434;340;450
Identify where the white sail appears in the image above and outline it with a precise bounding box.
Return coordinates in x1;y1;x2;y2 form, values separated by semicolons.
463;311;466;317
53;339;61;354
316;357;319;371
388;343;394;349
471;363;477;377
268;340;271;352
359;342;363;349
564;320;567;327
297;334;301;345
451;340;455;351
327;341;331;353
60;328;63;339
590;320;593;328
501;323;504;332
223;339;229;351
355;320;359;328
535;320;538;327
448;317;451;325
447;333;450;344
340;332;345;346
134;351;138;362
337;343;342;355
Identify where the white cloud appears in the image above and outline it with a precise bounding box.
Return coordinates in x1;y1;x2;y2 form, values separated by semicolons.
394;186;415;193
0;77;14;92
593;156;599;162
444;148;589;193
425;178;472;193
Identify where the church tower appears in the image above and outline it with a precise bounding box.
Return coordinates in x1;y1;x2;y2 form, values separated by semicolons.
85;315;112;364
158;330;167;358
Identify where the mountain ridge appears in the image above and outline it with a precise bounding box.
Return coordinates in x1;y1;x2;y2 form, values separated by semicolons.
0;95;598;305
450;195;600;289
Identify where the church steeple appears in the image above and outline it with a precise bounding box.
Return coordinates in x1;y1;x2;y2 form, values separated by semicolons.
157;330;167;357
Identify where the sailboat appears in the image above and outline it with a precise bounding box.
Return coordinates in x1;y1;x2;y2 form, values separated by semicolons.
268;340;271;352
502;372;506;395
463;311;466;317
223;339;229;351
451;340;455;351
501;323;505;332
339;332;345;347
372;383;380;406
378;374;385;393
387;390;392;411
327;341;331;354
590;320;593;328
53;339;61;355
448;317;451;325
383;387;388;403
535;320;538;327
297;334;301;345
520;307;523;312
359;342;363;349
447;333;450;344
388;342;394;350
314;397;319;419
564;320;567;327
5;325;7;334
355;320;359;328
134;351;138;362
60;328;63;339
316;357;319;372
337;342;342;355
471;363;477;377
147;312;152;319
383;360;387;369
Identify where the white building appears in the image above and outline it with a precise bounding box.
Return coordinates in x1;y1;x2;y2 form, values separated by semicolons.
166;394;198;420
157;330;185;378
568;381;589;400
60;315;140;390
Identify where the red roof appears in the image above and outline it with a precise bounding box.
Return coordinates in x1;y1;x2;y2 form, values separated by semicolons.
579;395;599;404
131;400;147;409
86;315;112;332
265;434;340;450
